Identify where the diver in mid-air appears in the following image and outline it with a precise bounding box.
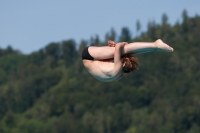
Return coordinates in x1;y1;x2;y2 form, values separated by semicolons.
82;39;173;82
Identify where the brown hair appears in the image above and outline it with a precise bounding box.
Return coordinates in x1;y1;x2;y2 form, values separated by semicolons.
121;54;138;73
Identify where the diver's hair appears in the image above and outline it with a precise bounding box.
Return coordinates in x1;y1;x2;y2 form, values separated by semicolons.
121;54;138;73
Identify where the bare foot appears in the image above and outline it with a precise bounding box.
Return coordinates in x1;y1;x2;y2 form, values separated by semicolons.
155;39;174;52
108;40;116;47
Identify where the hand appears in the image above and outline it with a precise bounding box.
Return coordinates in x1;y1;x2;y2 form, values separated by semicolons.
117;42;128;47
108;40;116;47
116;42;126;48
108;40;128;47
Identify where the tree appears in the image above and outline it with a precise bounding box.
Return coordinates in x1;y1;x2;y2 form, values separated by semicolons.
119;27;131;42
45;42;61;60
0;95;8;119
136;20;141;36
147;20;157;40
105;28;117;42
162;13;168;26
90;35;101;46
62;39;77;67
182;9;189;22
181;9;190;34
78;40;88;56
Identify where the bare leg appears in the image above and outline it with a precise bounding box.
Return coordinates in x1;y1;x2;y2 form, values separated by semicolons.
89;39;173;60
124;39;173;55
88;46;116;60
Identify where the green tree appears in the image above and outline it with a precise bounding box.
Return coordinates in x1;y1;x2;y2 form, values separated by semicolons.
105;28;117;42
62;39;77;67
162;13;168;26
119;27;131;42
45;42;61;59
136;20;141;36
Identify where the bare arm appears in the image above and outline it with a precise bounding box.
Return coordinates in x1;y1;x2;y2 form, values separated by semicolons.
108;42;125;76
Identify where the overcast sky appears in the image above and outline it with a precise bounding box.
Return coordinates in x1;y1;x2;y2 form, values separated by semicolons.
1;0;200;54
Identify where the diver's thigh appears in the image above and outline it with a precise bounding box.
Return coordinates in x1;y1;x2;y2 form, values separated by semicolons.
88;46;115;59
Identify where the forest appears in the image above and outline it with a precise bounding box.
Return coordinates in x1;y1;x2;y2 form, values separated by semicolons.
0;10;200;133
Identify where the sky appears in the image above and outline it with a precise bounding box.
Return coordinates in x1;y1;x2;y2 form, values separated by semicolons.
1;0;200;54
